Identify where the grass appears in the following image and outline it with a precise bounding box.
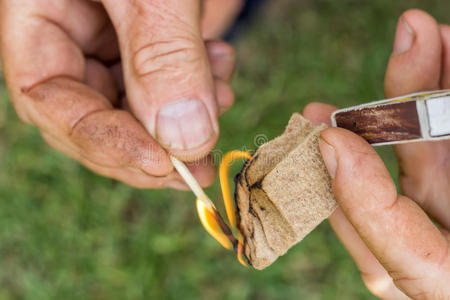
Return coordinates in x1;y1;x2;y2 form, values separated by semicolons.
1;0;450;299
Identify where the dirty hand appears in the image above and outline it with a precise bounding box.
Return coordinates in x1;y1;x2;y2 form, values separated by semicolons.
303;10;450;300
0;0;236;189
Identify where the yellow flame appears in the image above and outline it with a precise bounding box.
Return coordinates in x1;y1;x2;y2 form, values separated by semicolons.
236;233;247;267
220;151;252;228
195;150;252;267
196;198;232;250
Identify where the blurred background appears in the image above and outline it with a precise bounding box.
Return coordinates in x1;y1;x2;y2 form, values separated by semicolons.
1;0;450;299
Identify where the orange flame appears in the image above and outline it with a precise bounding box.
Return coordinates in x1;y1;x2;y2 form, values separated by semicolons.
195;150;252;266
196;199;232;250
220;151;252;228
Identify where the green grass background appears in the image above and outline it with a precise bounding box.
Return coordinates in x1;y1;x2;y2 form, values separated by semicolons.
1;0;450;299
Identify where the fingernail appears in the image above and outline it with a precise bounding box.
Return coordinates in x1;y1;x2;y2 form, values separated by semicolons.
319;137;337;179
156;99;214;150
393;17;415;56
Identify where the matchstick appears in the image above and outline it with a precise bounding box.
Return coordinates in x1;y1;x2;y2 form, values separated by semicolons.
170;155;242;255
169;156;216;211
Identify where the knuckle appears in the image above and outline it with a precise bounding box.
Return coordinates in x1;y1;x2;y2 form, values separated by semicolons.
132;37;202;79
70;111;131;165
71;110;172;176
74;116;140;167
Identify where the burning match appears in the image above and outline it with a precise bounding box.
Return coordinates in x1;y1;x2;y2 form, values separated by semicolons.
170;153;251;266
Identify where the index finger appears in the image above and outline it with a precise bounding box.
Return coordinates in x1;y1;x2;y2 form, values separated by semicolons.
0;0;174;176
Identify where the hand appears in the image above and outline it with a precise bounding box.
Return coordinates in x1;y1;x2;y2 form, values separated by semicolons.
0;0;236;189
201;0;244;39
303;10;450;299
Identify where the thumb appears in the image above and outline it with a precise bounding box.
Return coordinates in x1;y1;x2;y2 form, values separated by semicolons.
319;128;450;296
102;0;218;161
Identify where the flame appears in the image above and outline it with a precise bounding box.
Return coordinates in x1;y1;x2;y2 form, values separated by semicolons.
236;232;247;266
196;199;232;250
220;151;252;228
195;150;252;267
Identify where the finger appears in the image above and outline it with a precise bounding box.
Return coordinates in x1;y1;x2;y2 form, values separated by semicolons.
27;77;174;177
304;102;407;297
206;41;235;115
329;209;411;300
440;25;450;88
319;127;450;297
0;1;81;123
102;0;219;161
383;10;450;228
302;103;411;298
1;2;175;178
1;1;117;115
395;138;450;229
185;155;217;188
110;62;125;96
206;40;235;82
42;131;184;189
215;79;235;115
70;108;172;176
43;128;217;190
85;58;118;104
201;0;243;39
384;9;442;98
301;102;337;126
7;1;118;61
44;0;120;61
302;102;409;298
